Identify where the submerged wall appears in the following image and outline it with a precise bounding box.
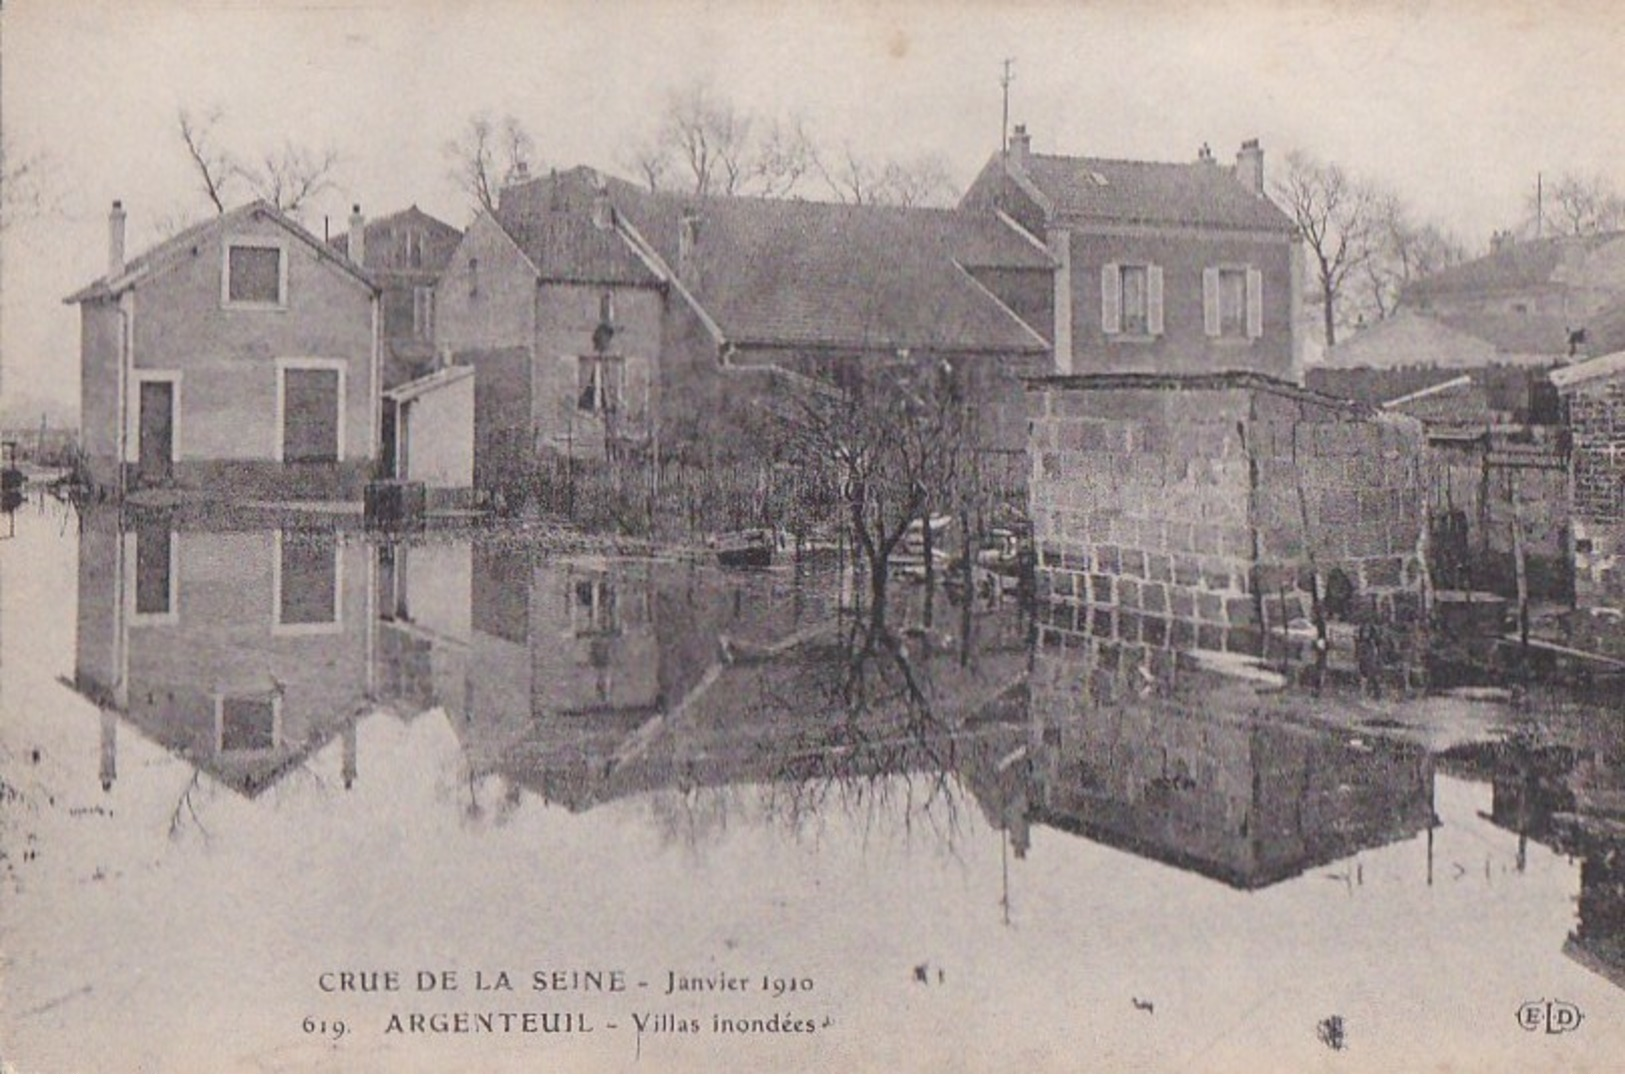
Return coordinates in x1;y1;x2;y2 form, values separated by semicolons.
1027;373;1429;660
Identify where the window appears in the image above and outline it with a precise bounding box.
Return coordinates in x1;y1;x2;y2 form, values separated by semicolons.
577;356;625;414
570;578;619;636
130;525;178;623
225;243;285;306
274;529;342;633
412;286;435;339
277;360;345;463
1100;262;1163;337
467;257;479;297
218;695;279;753
399;228;425;268
599;292;615;325
1203;266;1264;339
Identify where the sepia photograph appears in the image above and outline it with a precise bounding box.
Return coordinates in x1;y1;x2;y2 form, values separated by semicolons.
4;0;1625;1070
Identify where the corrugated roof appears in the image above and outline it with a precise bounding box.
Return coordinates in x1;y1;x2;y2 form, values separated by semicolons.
1012;153;1296;233
65;200;377;304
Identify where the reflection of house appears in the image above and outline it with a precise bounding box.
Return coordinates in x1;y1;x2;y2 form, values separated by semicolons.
435;167;1053;477
961;127;1300;379
65;201;380;500
988;644;1437;889
73;509;371;796
445;544;1025;810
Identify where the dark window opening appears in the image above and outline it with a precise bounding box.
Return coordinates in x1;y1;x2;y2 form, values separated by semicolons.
228;245;283;304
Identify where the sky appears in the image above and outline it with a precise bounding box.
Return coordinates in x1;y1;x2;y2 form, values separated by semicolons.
5;0;1625;421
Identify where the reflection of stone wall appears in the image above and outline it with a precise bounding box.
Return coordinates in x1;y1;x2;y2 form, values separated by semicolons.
1028;374;1428;658
1025;639;1436;888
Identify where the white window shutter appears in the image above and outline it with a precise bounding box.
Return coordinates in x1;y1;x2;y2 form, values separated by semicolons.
1101;263;1122;335
1147;264;1164;336
1202;268;1221;337
1245;268;1264;339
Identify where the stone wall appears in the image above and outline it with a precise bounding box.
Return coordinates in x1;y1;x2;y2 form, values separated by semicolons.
1028;373;1428;660
1564;378;1625;605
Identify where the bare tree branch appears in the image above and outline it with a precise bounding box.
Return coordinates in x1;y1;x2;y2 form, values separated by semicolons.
239;141;339;214
444;112;536;216
178;107;235;215
1272;150;1381;347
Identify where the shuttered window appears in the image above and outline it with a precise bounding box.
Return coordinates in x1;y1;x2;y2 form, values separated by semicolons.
1204;266;1264;339
282;368;341;463
1101;262;1163;337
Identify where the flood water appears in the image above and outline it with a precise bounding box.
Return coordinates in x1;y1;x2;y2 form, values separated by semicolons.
4;497;1625;1070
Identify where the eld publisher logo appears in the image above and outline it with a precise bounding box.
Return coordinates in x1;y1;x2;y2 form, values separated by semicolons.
1517;999;1584;1035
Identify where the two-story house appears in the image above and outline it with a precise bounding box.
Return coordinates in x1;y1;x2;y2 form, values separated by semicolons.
961;126;1301;380
66;200;381;500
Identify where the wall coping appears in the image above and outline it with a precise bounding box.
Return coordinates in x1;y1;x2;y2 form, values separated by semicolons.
1022;369;1374;417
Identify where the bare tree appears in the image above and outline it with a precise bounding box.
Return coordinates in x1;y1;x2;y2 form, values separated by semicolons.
817;145;954;208
239;141;339;214
177;108;339;218
178;108;236;214
444;112;536;215
1273;150;1381;348
1360;195;1468;321
0;135;53;233
1528;171;1625;237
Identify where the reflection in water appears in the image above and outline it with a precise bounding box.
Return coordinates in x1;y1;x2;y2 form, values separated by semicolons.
59;506;1625;984
74;509;369;806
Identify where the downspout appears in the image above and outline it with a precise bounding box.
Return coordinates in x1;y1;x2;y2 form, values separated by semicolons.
116;293;134;496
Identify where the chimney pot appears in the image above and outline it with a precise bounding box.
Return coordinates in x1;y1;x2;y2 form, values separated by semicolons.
108;200;128;279
348;204;366;266
1008;123;1031;164
678;211;701;278
1235;139;1265;196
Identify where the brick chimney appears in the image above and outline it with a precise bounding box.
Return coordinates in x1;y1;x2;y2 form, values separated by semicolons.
1197;142;1216;165
108;200;127;278
1008;123;1031;164
348;204;366;266
1235;139;1264;195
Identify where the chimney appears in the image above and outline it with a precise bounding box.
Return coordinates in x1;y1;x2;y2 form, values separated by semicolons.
591;185;614;231
678;211;701;278
348;204;366;266
108;200;127;278
1235;138;1264;195
1197;142;1215;165
1008;123;1031;164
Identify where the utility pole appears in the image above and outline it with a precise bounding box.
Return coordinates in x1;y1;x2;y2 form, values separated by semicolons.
1536;171;1544;239
1000;58;1015;155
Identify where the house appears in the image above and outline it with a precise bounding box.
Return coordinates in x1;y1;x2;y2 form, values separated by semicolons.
434;167;1053;479
65;200;381;500
1403;230;1625;348
73;508;373;796
961;127;1302;380
328;204;462;388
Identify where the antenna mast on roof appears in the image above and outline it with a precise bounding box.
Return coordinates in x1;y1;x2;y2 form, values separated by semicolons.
1000;58;1015;156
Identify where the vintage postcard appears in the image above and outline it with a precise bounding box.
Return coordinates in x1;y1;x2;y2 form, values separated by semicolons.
5;0;1625;1070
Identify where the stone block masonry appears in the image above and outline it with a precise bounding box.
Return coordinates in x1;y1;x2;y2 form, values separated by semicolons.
1560;374;1625;607
1027;372;1429;660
